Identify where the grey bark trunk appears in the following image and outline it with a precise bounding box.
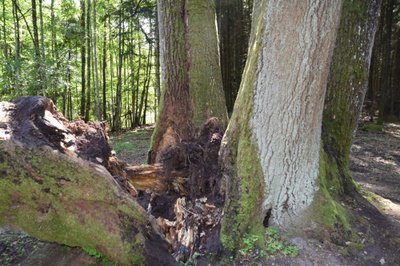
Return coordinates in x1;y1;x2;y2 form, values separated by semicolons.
220;0;343;249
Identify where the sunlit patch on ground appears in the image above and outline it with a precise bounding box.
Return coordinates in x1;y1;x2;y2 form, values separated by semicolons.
351;123;400;222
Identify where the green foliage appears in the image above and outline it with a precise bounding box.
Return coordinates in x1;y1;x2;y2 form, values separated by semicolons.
83;247;103;259
264;228;298;257
0;0;158;130
235;228;299;262
179;252;202;266
239;233;260;256
361;123;383;132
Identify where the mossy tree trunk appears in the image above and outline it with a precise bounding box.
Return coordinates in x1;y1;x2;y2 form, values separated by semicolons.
149;0;227;163
219;0;343;251
321;0;382;195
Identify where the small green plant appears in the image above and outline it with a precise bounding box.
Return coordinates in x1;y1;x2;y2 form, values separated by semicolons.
361;123;383;132
239;233;259;256
265;227;298;257
83;246;103;260
179;252;202;266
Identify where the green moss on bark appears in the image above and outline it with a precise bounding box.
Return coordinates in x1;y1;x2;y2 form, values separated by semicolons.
219;0;266;252
0;142;146;265
314;149;350;231
187;0;228;128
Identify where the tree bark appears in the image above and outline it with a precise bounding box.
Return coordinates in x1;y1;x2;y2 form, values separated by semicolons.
80;0;86;117
93;0;101;121
112;5;123;131
85;0;91;122
150;0;227;163
322;0;382;194
31;0;41;94
219;0;343;250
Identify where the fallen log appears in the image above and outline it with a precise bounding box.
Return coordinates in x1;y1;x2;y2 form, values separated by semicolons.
0;97;177;265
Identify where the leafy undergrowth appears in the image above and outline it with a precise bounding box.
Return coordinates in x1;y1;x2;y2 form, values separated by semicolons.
237;227;298;263
109;126;153;165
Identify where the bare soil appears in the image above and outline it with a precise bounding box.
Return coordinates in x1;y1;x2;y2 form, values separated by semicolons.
350;123;400;222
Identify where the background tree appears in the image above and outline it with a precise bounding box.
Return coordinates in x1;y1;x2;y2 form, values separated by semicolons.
367;0;400;122
216;0;253;114
321;0;382;195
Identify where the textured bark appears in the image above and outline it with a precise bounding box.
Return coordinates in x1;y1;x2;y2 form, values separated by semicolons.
80;0;86;117
150;0;227;163
322;0;382;193
220;0;343;250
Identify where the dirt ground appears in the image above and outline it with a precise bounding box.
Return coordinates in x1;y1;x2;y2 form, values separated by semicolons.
350;123;400;222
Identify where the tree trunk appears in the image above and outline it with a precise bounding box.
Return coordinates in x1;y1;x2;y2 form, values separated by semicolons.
112;6;123;132
154;7;161;122
216;0;251;114
93;0;101;121
378;0;394;123
322;0;382;194
12;0;20;92
85;0;91;122
38;0;46;93
150;0;227;163
102;19;107;121
219;0;343;250
31;0;41;94
80;0;86;117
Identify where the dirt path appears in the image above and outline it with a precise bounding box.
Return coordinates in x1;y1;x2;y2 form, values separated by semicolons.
350;123;400;222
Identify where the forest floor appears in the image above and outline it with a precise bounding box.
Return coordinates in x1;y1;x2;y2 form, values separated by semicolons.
350;122;400;222
1;123;400;265
107;123;400;266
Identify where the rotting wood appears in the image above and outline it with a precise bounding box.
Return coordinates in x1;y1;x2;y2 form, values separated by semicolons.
1;96;225;263
125;164;188;194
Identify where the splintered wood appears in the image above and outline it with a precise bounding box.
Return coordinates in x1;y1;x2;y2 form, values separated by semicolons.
156;197;222;261
125;164;188;194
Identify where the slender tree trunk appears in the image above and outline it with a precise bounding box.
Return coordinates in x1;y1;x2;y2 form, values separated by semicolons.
93;0;101;120
102;19;107;121
109;15;114;127
12;0;20;93
220;0;343;250
112;6;123;131
135;37;142;127
85;0;91;122
154;6;160;121
80;0;86;117
378;0;394;123
2;0;6;60
31;0;41;94
38;0;46;94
